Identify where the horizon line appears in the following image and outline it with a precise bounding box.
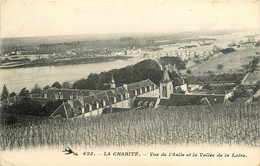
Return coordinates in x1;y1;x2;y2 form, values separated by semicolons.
1;28;258;40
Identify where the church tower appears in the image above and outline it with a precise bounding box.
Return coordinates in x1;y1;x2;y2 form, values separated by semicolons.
160;66;173;99
110;73;116;89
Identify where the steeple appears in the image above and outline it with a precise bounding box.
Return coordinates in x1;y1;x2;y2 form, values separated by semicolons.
110;73;116;89
160;66;173;99
160;66;171;83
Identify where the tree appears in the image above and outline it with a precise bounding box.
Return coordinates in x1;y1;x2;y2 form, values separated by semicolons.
52;81;62;89
253;81;260;93
207;71;215;76
228;41;236;47
19;87;30;97
4;98;42;116
238;40;244;45
217;64;224;74
43;85;50;91
1;84;9;101
72;59;165;90
62;81;70;89
212;45;221;54
9;92;16;97
31;84;42;97
42;100;64;116
186;69;191;75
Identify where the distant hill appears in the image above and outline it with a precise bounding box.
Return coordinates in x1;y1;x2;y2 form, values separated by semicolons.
1;29;249;47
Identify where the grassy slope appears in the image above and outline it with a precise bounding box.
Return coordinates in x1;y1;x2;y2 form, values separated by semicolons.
183;46;260;75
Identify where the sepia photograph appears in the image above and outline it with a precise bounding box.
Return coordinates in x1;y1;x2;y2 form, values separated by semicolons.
0;1;259;166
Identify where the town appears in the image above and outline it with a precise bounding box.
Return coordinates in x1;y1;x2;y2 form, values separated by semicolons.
1;33;259;121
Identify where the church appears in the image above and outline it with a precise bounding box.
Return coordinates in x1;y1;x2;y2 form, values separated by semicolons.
48;65;227;119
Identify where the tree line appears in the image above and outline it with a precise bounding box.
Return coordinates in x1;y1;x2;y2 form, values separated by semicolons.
72;58;185;90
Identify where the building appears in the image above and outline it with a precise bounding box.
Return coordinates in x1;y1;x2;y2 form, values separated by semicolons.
158;93;226;106
1;64;236;119
48;63;235;118
134;65;228;108
43;88;102;100
49;78;159;118
159;66;173;99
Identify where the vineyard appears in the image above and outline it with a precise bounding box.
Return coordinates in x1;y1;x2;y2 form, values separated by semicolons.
1;103;259;150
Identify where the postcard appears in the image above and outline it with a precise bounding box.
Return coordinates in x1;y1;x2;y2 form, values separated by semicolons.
0;1;259;166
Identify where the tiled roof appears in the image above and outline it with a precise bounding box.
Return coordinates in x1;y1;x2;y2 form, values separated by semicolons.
82;86;128;105
127;79;156;91
49;102;72;119
96;91;109;102
84;95;99;105
160;66;172;83
114;86;127;95
43;88;101;99
50;102;82;119
159;93;225;106
105;90;115;97
73;100;83;107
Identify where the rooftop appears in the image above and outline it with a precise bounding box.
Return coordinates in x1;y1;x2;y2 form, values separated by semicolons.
159;93;225;106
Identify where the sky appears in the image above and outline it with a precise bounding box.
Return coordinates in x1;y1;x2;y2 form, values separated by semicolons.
1;1;259;38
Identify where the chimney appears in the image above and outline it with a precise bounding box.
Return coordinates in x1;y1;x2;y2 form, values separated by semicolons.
89;104;92;111
123;84;128;91
96;102;99;109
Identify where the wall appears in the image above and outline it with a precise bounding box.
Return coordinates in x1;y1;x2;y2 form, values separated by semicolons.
111;98;132;108
139;89;159;98
79;108;103;117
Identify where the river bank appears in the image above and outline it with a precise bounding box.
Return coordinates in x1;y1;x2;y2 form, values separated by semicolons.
0;57;144;93
0;55;133;69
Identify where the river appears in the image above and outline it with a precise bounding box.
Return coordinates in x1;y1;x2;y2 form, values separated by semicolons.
0;57;144;93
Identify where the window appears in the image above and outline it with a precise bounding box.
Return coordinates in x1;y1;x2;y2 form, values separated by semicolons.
163;86;167;91
147;86;150;91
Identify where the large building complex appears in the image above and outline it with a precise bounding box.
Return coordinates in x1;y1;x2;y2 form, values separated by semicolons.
47;66;227;119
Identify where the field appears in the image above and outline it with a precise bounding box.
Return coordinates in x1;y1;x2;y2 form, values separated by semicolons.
182;46;260;75
244;71;260;83
1;103;259;151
